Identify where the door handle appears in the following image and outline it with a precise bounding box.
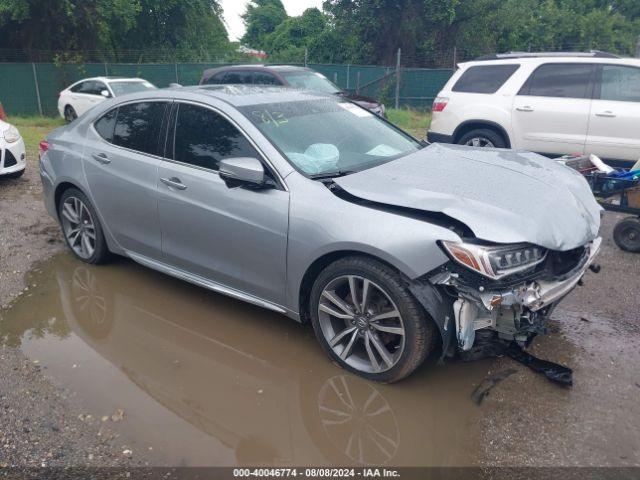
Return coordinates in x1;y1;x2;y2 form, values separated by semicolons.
92;153;111;165
595;111;616;118
160;177;187;190
516;106;534;112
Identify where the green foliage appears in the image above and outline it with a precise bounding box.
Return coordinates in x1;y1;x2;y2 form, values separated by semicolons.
386;108;431;139
0;0;229;62
241;0;288;50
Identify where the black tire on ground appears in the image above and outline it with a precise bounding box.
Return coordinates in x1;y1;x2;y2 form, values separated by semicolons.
58;187;111;264
1;168;25;179
613;217;640;253
64;105;77;123
457;128;507;148
309;256;438;383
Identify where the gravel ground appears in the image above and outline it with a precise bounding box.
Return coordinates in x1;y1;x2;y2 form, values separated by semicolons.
0;157;141;468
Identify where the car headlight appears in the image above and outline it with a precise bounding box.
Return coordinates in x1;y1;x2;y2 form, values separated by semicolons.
440;240;547;280
3;125;20;143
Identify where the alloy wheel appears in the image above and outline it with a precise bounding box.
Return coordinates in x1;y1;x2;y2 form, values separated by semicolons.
465;137;495;148
60;196;97;259
317;275;405;374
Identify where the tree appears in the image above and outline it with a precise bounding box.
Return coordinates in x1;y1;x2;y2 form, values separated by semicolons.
241;0;288;49
0;0;229;61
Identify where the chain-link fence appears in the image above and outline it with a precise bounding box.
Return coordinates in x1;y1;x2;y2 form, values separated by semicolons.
2;42;636;116
0;48;460;116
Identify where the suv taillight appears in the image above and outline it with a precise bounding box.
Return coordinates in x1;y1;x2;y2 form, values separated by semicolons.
432;97;449;112
39;140;50;158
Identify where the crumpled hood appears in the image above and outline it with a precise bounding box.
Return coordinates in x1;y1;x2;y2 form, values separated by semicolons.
334;144;602;251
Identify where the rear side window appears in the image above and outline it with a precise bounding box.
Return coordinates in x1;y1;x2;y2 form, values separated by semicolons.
205;72;227;85
253;72;280;85
172;103;259;171
519;64;595;99
452;65;520;93
94;108;117;142
222;71;253;84
113;102;168;156
599;65;640;102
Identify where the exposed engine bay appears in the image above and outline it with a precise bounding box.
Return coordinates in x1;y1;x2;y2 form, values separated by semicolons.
430;237;602;352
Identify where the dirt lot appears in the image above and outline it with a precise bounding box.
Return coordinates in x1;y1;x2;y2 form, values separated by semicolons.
0;116;639;468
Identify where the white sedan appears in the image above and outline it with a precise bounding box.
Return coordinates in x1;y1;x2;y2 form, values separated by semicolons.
0;119;26;179
58;77;156;122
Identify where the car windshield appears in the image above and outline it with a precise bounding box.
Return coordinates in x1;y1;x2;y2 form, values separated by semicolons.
108;80;156;96
280;71;341;94
239;98;421;177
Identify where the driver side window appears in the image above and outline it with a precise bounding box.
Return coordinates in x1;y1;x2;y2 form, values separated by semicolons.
171;104;261;172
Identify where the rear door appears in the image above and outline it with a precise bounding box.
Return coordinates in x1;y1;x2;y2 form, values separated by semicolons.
586;64;640;163
83;100;169;259
512;63;596;155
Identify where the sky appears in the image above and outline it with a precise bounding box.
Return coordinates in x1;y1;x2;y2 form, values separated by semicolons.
221;0;324;42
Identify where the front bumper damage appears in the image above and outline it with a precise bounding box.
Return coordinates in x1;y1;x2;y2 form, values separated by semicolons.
428;237;602;353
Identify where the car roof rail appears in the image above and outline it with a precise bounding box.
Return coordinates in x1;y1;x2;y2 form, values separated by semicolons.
473;50;621;61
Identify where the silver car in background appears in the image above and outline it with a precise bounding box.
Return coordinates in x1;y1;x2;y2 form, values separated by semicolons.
39;85;602;382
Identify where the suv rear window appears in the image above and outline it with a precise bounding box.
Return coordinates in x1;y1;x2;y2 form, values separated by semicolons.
518;63;595;99
452;65;520;93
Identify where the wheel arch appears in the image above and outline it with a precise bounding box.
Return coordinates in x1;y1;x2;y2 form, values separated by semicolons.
54;181;84;219
297;249;451;360
298;250;408;324
453;120;511;148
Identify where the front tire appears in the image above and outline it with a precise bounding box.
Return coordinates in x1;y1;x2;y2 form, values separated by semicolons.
309;256;437;383
58;188;110;264
64;105;77;123
458;128;506;148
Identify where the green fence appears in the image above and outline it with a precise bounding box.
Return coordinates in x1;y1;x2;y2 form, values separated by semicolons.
0;62;453;117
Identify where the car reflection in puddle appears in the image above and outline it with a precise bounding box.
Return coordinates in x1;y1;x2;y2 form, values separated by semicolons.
0;253;492;467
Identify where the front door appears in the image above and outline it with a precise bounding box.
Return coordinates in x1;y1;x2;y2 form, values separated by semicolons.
157;102;289;306
84;101;168;258
512;63;596;155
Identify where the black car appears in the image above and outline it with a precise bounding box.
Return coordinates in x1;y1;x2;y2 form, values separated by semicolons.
199;65;386;117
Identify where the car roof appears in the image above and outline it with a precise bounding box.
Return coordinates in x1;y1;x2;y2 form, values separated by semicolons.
144;85;332;107
201;64;310;77
460;55;640;68
73;77;147;83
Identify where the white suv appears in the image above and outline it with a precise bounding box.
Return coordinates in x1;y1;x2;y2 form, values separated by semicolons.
427;52;640;167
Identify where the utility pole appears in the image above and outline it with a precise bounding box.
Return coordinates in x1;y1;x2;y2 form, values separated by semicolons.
452;46;457;70
636;36;640;58
395;48;401;109
304;48;308;67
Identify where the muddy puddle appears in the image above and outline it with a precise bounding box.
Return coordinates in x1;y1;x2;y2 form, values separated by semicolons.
0;253;497;467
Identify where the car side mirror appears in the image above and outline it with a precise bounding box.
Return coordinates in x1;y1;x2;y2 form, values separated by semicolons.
219;157;266;188
100;90;111;98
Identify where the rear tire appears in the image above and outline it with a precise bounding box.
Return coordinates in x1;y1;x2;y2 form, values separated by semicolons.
458;128;506;148
309;256;437;383
58;188;110;264
613;217;640;253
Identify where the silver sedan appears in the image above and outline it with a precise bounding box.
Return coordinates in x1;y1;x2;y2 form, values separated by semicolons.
39;85;602;382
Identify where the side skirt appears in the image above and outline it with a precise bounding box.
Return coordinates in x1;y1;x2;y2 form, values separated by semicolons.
126;251;290;316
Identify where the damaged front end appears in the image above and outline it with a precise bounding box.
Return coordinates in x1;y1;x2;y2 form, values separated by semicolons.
418;237;602;356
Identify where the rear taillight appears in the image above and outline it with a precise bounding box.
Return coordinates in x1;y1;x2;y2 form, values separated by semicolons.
432;97;449;112
39;140;50;158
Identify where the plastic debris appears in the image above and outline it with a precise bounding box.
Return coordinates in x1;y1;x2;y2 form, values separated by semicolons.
471;369;518;405
505;343;573;387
